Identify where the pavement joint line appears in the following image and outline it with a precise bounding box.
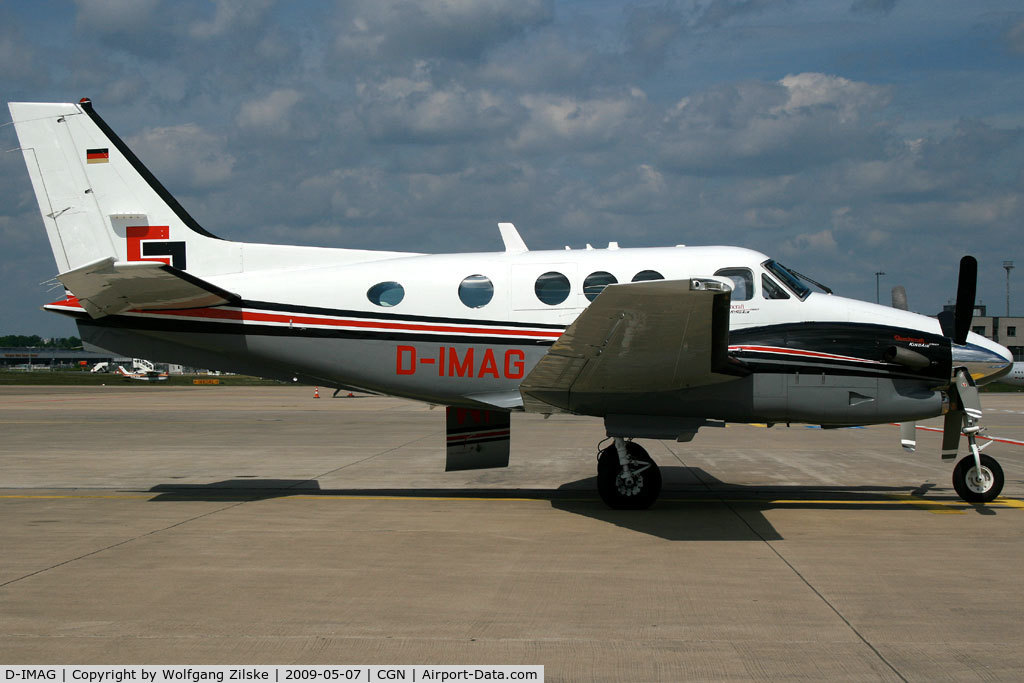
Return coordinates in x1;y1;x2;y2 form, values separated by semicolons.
279;430;444;493
0;499;252;591
659;441;909;683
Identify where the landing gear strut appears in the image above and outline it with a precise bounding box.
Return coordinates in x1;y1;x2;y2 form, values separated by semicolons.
597;437;661;509
949;390;1004;504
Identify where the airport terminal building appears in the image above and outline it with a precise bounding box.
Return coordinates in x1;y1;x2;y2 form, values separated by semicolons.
958;305;1024;361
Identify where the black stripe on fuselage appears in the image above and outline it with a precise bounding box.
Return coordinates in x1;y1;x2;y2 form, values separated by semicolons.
72;311;558;346
237;299;567;329
733;356;929;381
730;321;951;382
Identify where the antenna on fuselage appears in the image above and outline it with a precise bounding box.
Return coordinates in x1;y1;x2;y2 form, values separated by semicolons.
498;223;529;254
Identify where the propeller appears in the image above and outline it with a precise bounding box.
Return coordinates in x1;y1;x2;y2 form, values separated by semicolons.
937;256;986;474
936;256;977;345
892;256;981;459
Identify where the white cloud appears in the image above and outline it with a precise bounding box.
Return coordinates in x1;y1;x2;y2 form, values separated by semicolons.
659;73;892;175
236;89;303;130
128;124;236;188
189;0;274;39
511;91;647;151
357;70;518;144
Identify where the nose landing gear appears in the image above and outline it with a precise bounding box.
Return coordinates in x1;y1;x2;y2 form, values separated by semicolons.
952;452;1004;503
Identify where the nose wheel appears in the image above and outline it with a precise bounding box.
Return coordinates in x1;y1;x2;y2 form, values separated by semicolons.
952;453;1003;503
597;438;662;509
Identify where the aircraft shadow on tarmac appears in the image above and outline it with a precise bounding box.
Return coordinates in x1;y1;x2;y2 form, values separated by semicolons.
145;466;994;541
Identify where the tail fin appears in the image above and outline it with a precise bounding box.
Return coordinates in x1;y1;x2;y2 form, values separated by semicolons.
8;99;236;277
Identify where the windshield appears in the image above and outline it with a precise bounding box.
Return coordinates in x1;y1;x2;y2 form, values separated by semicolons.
762;260;812;300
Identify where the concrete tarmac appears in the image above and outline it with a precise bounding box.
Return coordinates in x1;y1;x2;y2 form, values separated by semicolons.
1;385;1023;681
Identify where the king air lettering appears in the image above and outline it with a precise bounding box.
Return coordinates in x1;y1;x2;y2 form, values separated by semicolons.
126;225;187;270
397;345;526;379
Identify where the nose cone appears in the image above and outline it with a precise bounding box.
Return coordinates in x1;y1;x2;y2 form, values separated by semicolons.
953;332;1014;384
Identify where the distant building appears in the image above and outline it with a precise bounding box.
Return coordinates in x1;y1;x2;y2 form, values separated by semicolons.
0;347;120;369
942;304;1024;361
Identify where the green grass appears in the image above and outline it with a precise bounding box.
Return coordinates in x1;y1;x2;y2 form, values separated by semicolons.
0;370;284;386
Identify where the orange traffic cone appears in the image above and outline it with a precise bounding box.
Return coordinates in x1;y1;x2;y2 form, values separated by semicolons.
313;386;320;399
347;392;354;398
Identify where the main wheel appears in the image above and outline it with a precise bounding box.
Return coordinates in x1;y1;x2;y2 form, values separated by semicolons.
952;454;1004;503
597;441;662;510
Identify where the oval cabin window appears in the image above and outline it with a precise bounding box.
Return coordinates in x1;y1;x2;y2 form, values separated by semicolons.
367;281;405;307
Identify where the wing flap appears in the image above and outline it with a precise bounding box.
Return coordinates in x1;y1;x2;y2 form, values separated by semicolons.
57;256;240;317
520;278;740;414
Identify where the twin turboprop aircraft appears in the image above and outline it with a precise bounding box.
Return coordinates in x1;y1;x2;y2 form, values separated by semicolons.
8;99;1015;508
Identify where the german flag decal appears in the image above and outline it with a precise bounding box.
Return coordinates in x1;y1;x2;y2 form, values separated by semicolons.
86;148;109;164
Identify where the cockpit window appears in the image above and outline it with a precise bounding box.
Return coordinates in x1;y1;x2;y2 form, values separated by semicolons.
763;260;811;299
761;274;790;300
714;268;753;301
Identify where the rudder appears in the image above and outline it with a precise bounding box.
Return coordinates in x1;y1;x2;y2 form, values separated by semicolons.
9;99;237;278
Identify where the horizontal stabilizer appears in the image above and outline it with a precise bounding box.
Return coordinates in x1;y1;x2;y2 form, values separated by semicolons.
520;278;739;414
56;257;240;317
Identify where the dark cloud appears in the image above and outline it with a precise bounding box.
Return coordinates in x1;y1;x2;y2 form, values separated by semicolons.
2;0;1024;334
1005;18;1024;54
694;0;789;29
849;0;899;16
332;0;554;64
657;74;892;176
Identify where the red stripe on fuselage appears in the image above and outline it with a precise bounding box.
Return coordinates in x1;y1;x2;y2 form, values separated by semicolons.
131;307;564;338
46;296;562;339
729;345;883;365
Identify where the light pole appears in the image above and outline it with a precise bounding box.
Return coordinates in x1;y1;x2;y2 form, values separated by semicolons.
875;271;885;305
1004;261;1014;316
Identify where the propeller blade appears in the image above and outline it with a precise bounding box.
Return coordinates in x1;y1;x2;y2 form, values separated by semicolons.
900;422;916;452
891;285;908;311
952;256;977;345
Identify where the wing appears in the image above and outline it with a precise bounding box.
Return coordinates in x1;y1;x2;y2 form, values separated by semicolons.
520;278;743;414
56;256;240;318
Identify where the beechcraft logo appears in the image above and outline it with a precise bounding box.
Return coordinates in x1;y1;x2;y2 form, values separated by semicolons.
126;225;187;270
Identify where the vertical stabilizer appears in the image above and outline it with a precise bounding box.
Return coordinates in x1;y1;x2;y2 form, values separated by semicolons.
8;99;239;278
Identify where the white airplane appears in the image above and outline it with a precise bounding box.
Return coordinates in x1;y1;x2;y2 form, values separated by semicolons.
7;99;1015;508
116;358;168;381
996;362;1024;387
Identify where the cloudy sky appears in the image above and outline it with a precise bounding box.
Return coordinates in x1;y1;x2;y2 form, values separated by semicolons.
2;0;1023;337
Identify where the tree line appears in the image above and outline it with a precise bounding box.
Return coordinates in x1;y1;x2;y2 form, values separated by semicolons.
0;335;82;349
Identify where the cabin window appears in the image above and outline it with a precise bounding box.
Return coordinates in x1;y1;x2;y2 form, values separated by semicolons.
458;274;494;308
631;269;664;282
367;281;405;307
535;271;571;305
583;271;617;301
714;268;753;301
761;274;790;300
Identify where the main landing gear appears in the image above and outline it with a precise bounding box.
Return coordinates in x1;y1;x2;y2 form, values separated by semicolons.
597;437;662;509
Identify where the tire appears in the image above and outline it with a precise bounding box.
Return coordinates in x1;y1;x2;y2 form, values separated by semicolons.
597;441;662;510
952;454;1004;503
